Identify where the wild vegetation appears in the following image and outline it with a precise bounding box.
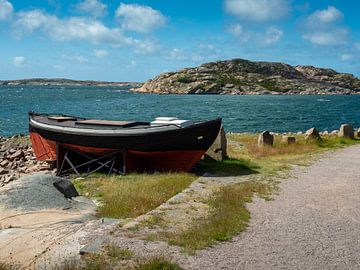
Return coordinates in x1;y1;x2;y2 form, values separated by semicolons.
75;133;360;255
74;173;197;219
150;133;360;252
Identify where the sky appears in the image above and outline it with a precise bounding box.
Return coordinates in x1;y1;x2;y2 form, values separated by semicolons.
0;0;359;82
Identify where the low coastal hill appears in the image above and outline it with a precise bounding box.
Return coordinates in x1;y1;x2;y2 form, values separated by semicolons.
0;78;142;87
135;59;360;95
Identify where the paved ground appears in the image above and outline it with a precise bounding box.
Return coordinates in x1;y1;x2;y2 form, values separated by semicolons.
186;145;360;270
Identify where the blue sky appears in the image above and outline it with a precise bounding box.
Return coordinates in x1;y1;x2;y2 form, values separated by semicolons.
0;0;359;82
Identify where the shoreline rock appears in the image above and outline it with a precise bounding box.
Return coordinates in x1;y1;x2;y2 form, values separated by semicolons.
0;78;143;88
135;58;360;95
0;135;54;186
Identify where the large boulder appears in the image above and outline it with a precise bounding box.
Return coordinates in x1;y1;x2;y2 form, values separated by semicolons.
281;136;296;144
205;125;227;161
305;128;321;142
338;124;354;139
356;128;360;138
258;131;274;146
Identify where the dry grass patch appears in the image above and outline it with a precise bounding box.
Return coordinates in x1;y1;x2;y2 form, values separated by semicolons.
227;133;360;175
158;133;360;253
74;173;197;219
162;181;272;253
0;263;20;270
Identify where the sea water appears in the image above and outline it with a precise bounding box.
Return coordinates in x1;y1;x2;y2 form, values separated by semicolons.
1;85;360;136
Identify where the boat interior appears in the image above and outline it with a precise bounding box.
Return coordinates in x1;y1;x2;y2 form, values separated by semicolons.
31;113;195;130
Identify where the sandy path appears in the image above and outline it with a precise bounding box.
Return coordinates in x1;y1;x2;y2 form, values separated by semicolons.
186;145;360;270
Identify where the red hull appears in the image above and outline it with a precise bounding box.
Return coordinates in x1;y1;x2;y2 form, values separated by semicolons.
30;132;204;172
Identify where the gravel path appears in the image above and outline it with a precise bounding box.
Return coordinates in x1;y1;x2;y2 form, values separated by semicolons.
186;145;360;270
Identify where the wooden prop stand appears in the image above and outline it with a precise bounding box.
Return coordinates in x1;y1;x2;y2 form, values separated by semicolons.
56;144;126;177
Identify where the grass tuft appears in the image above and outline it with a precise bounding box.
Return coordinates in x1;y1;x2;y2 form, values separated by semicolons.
74;173;197;219
163;181;272;253
0;263;20;270
135;257;182;270
194;158;259;176
105;245;134;261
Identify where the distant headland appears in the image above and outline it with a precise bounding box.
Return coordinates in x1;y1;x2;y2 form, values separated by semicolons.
0;78;143;88
135;58;360;95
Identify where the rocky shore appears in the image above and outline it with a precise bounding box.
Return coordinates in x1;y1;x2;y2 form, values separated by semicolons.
0;78;143;87
136;58;360;95
0;135;54;186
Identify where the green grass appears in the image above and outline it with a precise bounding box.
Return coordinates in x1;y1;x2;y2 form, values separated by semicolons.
135;257;182;270
161;181;272;253
176;75;193;84
154;133;360;253
74;173;197;219
193;157;259;176
256;80;281;92
105;245;134;261
215;73;248;87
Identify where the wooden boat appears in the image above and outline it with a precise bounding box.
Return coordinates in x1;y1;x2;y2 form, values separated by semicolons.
29;112;222;172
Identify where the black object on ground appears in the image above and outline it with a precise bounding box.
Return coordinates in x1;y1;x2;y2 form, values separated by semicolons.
53;179;79;198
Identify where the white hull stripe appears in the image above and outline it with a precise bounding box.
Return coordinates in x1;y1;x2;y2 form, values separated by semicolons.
30;118;179;135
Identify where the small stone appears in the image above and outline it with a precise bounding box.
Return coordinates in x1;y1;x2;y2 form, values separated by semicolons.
0;160;8;167
305;128;321;142
258;131;274;146
225;83;234;88
281;136;296;144
0;168;9;175
338;124;354;139
8;150;24;161
4;175;14;183
356;128;360;138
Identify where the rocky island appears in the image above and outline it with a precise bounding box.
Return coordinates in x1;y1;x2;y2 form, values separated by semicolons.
135;58;360;95
0;78;142;87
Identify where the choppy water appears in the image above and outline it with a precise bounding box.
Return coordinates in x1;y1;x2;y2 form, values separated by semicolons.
1;85;360;136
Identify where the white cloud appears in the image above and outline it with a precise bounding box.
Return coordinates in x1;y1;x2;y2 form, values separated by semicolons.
62;54;88;63
15;10;57;33
133;39;160;55
226;24;250;43
303;6;348;46
93;49;108;58
303;29;348;46
340;54;353;62
14;10;133;46
263;27;283;46
116;3;166;33
307;6;343;24
227;24;283;46
12;56;26;67
76;0;107;18
224;0;290;22
0;0;13;21
166;48;187;61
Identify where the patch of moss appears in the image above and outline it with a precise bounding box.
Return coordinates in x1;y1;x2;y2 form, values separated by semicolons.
256;80;281;92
